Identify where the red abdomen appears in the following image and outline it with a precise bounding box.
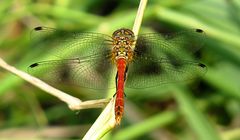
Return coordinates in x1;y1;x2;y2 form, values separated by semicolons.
115;58;127;125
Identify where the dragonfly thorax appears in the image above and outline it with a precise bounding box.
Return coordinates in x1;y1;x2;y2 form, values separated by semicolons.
112;28;135;62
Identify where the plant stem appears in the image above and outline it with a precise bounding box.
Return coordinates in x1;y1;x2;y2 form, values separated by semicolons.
132;0;148;37
0;58;109;110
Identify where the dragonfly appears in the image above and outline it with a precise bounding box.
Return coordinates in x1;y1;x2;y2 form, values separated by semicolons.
29;26;207;125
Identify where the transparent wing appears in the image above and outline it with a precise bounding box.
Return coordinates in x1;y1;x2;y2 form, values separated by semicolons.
126;58;206;88
126;29;207;88
28;26;116;89
133;29;205;60
30;26;113;59
28;55;116;89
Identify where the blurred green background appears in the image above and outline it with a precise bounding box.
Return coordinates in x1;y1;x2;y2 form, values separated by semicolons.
0;0;240;140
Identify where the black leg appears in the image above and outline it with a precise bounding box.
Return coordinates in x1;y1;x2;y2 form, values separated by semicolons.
124;66;128;81
125;65;129;72
115;72;118;89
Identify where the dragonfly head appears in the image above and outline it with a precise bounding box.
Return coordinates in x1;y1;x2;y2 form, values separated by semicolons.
112;28;135;60
112;28;135;46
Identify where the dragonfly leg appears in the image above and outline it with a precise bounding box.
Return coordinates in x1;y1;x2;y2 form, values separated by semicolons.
112;92;125;97
123;66;128;98
124;66;128;81
112;72;118;97
115;72;118;89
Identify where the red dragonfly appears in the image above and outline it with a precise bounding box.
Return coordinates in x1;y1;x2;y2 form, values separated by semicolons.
29;26;207;124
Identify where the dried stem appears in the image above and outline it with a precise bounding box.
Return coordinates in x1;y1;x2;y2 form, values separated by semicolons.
83;98;116;140
132;0;148;37
0;58;109;110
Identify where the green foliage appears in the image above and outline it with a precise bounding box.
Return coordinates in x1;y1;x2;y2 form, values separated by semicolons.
0;0;240;139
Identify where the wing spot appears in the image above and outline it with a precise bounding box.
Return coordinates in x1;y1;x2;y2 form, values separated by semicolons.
196;29;203;33
29;63;39;68
34;26;43;31
198;63;206;68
